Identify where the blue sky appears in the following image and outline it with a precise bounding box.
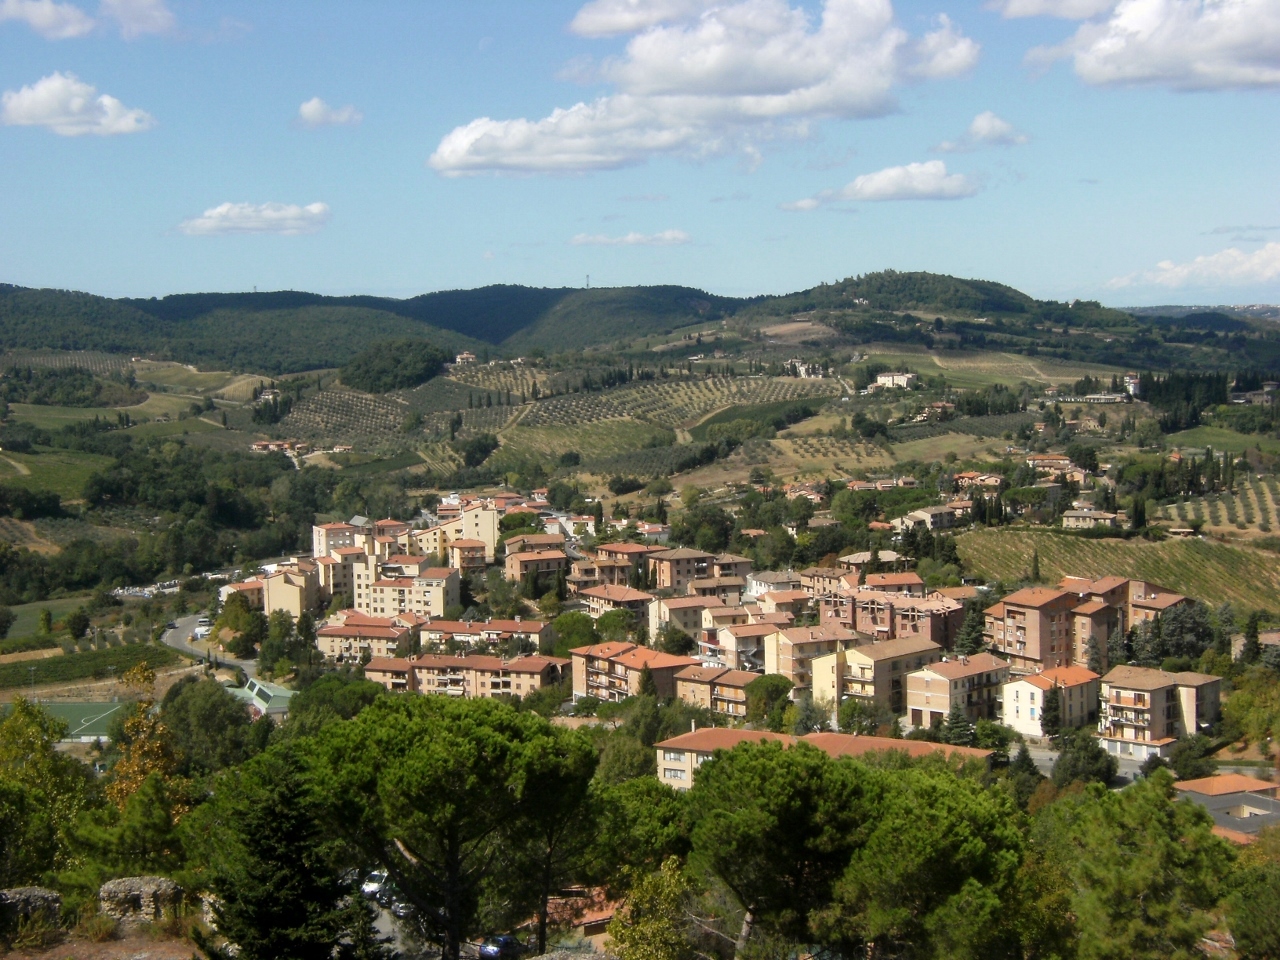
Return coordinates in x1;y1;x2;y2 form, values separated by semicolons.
1;0;1279;306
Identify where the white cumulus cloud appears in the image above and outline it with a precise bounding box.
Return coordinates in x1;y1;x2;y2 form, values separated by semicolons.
297;97;363;127
784;159;977;208
100;0;172;37
0;0;92;37
570;228;691;245
935;110;1028;151
430;0;980;175
1;71;154;135
179;202;331;236
1031;0;1280;89
910;14;981;77
1112;242;1280;287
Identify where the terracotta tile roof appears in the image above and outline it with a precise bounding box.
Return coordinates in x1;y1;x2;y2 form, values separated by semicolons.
917;652;1009;679
1001;586;1075;609
580;585;654;603
1041;665;1100;685
865;572;925;587
1175;773;1276;796
849;636;941;660
656;728;792;751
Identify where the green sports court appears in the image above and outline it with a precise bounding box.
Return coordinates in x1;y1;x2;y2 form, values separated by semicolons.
3;701;126;740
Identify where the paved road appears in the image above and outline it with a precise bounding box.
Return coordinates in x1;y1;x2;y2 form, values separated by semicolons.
1026;743;1264;787
161;613;257;678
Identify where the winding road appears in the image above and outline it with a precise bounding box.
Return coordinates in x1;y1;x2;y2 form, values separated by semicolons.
161;613;257;678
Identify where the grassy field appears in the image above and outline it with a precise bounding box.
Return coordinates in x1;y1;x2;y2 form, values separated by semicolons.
124;416;226;439
7;596;92;638
956;527;1280;611
1164;426;1280;456
8;391;201;430
0;448;115;499
492;420;675;469
131;359;265;399
860;347;1123;390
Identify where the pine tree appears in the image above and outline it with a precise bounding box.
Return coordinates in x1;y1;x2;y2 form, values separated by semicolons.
954;601;986;655
1029;548;1041;583
1241;611;1262;663
1130;497;1146;530
638;665;658;698
1087;633;1105;674
1041;687;1063;740
941;702;975;746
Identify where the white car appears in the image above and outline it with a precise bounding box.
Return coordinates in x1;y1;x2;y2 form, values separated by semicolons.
361;871;387;897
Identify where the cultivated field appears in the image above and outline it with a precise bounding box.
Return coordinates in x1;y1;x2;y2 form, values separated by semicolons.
3;350;134;376
521;376;841;429
490;420;674;471
1157;475;1280;537
956;527;1280;611
1165;426;1280;457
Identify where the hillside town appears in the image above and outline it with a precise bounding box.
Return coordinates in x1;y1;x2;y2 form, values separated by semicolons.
214;483;1222;773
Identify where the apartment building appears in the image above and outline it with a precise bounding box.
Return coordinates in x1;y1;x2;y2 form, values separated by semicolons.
655;728;990;791
673;665;757;717
447;539;488;575
411;506;501;562
800;567;845;598
906;652;1009;728
764;623;862;698
502;532;567;556
359;567;460;619
709;622;775;671
688;577;745;603
580;585;654;620
1003;665;1100;738
1069;600;1122;670
863;572;926;597
746;570;801;597
409;653;567;699
566;557;634;594
418;618;549;651
1098;665;1221;760
364;656;415;692
811;636;942;715
758;590;810;617
647;548;713;592
315;610;424;660
650;595;721;641
312;521;359;557
984;587;1079;672
570;641;698;702
504;549;569;583
821;590;963;650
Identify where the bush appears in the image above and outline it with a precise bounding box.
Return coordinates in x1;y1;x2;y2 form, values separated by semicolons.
608;476;645;496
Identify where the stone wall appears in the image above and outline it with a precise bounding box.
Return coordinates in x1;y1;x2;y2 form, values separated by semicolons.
98;876;183;930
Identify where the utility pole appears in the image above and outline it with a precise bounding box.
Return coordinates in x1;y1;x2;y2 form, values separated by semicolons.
586;274;590;289
28;665;35;702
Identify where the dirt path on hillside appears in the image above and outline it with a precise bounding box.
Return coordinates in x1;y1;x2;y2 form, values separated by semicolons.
1;455;31;476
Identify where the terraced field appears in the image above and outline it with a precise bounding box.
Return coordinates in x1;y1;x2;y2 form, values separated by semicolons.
1158;476;1280;536
281;390;408;442
490;420;675;471
957;527;1280;611
3;350;133;376
521;376;841;428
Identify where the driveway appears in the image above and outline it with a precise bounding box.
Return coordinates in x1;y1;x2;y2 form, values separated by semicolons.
161;614;257;678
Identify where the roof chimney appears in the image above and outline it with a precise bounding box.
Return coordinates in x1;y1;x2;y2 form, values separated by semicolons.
691;719;696;733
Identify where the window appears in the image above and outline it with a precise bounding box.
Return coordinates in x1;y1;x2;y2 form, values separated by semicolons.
663;768;686;780
1030;707;1037;719
663;749;683;762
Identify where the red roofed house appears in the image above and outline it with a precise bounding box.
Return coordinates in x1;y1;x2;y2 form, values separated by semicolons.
316;615;414;661
359;567;460;619
504;549;569;583
448;539;488;574
364;656;415;692
570;642;698;702
1003;665;1100;738
410;653;567;699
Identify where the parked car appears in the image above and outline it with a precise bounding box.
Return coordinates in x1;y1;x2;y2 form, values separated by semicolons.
480;935;524;959
390;899;415;919
361;871;386;897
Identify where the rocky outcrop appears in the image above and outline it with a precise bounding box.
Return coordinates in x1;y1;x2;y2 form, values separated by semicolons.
0;886;62;929
98;876;183;929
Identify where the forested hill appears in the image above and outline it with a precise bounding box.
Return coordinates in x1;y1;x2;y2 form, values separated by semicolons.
2;271;1277;375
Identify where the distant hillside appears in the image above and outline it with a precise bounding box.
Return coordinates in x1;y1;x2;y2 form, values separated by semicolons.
4;270;1280;376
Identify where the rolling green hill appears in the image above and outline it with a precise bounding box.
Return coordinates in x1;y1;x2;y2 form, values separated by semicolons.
4;270;1279;377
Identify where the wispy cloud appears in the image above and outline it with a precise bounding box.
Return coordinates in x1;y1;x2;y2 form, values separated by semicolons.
570;228;690;246
0;0;93;38
179;201;331;236
1;71;153;135
100;0;173;38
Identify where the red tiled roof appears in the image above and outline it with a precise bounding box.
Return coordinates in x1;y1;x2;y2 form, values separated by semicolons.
1175;773;1276;796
